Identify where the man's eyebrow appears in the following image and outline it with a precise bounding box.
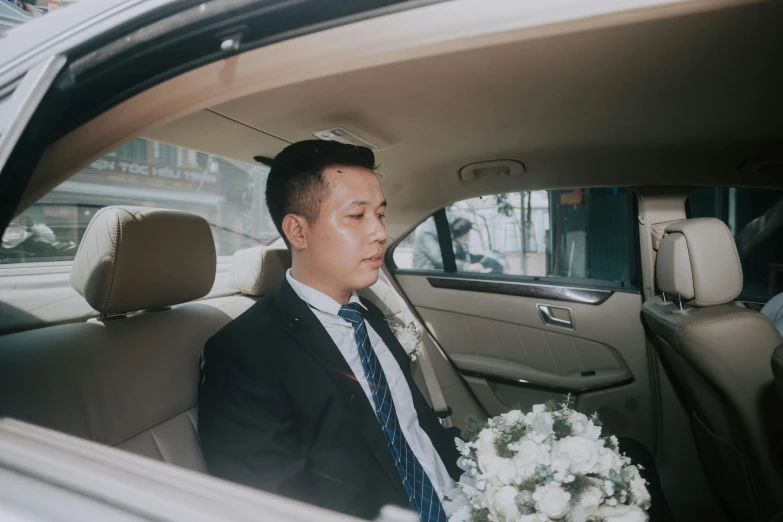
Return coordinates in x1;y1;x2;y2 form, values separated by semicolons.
346;200;387;209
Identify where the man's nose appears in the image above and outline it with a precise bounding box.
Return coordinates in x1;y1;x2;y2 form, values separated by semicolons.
370;216;387;243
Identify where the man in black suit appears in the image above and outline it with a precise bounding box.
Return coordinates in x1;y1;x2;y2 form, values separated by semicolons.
198;140;461;521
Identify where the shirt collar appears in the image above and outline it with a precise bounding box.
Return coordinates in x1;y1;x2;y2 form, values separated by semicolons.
286;269;365;317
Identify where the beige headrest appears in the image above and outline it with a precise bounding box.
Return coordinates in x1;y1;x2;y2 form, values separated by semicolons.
228;246;292;296
656;217;743;307
70;207;216;314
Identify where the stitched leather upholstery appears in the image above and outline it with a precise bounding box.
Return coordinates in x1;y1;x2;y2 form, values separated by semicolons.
656;218;742;307
644;218;783;521
1;207;227;473
228;246;291;297
70;206;216;314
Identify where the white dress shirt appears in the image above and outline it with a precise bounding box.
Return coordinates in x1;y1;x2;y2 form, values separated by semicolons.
286;270;456;499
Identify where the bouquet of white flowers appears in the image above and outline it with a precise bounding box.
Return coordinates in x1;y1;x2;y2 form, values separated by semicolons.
445;399;651;522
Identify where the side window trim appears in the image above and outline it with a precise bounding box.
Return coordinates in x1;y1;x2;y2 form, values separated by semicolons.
394;270;639;293
0;56;67;236
0;56;66;176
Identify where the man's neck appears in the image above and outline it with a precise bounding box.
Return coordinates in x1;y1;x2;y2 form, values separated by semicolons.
290;266;352;305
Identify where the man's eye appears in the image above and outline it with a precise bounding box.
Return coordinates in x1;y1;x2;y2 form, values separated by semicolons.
377;214;386;221
349;214;363;219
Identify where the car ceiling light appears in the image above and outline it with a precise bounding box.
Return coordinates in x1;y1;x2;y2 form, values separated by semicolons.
313;127;379;149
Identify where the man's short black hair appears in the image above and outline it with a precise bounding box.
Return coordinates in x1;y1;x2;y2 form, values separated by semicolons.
265;139;376;245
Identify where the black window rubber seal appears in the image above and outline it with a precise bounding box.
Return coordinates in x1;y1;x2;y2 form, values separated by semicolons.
434;208;456;272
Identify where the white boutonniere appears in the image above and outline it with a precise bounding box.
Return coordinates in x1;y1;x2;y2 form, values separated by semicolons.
386;315;423;361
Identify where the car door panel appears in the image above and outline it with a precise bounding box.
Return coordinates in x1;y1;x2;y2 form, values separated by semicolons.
396;273;654;450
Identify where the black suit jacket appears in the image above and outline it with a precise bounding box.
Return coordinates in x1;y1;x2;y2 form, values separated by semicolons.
198;279;462;520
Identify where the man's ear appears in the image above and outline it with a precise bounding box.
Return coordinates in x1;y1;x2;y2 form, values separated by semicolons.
282;214;308;250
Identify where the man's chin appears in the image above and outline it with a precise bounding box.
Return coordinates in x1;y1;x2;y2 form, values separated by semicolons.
353;266;381;290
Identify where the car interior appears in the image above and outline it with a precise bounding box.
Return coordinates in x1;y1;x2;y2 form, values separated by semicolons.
2;0;783;521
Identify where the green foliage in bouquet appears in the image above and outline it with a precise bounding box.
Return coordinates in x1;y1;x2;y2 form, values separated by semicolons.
494;422;528;459
461;415;486;444
468;507;492;522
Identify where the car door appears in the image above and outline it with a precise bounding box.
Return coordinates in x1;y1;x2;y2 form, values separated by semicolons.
0;56;67;231
389;187;656;451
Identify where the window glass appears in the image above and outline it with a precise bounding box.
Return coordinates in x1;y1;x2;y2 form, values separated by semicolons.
395;188;635;286
393;216;442;271
688;187;783;300
1;138;278;265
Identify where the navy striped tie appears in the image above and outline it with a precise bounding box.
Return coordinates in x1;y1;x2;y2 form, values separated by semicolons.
338;303;447;522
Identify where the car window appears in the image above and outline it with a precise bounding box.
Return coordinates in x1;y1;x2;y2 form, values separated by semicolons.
1;138;278;265
393;216;442;271
394;188;636;287
688;187;783;301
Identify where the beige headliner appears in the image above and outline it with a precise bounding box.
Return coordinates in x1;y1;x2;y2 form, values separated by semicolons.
20;0;782;238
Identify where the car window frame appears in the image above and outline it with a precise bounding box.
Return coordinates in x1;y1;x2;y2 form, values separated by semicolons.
0;0;437;240
389;188;642;293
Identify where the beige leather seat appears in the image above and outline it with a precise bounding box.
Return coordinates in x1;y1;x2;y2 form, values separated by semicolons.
0;207;235;471
205;245;292;318
0;206;294;474
642;218;783;522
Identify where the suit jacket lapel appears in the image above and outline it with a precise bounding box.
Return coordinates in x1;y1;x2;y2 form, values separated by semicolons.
272;280;407;499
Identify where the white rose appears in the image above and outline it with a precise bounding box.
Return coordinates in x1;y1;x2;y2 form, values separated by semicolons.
491;486;521;522
475;429;496;455
532;404;546;413
512;440;550;479
534;483;572;520
580;486;605;509
597;504;648;522
448;507;470;522
502;410;525;424
569;412;590;436
552;436;600;474
476;430;517;485
582;420;602;440
551;455;571;481
595;446;623;474
566;484;605;522
527;411;554;443
626;465;651;510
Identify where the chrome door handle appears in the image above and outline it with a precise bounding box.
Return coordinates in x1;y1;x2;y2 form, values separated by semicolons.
537;304;574;330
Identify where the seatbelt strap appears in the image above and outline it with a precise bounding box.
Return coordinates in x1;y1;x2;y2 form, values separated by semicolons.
418;331;453;428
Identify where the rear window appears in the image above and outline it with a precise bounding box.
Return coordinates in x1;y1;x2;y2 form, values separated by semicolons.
393;187;638;288
688;187;783;301
1;138;279;265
